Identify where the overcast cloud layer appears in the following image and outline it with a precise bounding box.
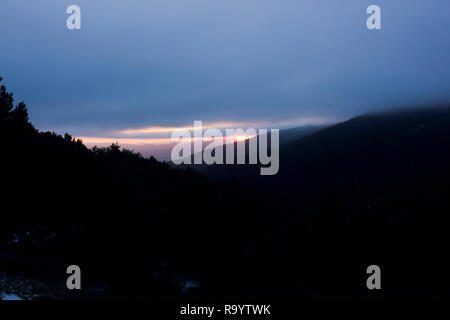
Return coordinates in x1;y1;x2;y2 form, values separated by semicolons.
1;0;450;138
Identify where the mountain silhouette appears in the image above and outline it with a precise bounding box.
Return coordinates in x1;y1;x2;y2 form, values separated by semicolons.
201;106;450;197
1;76;450;299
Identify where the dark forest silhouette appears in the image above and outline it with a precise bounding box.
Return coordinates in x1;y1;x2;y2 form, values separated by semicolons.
1;76;450;299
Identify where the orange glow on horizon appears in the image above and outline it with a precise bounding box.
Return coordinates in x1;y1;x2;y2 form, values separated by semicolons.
234;135;252;142
77;134;256;146
76;116;333;148
118;122;246;135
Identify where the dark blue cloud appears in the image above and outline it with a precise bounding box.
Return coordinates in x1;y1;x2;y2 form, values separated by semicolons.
1;0;449;135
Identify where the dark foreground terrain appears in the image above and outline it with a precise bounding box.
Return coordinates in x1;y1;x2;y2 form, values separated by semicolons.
1;76;450;300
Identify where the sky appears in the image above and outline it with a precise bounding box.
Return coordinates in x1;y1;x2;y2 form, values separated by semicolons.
1;1;450;159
